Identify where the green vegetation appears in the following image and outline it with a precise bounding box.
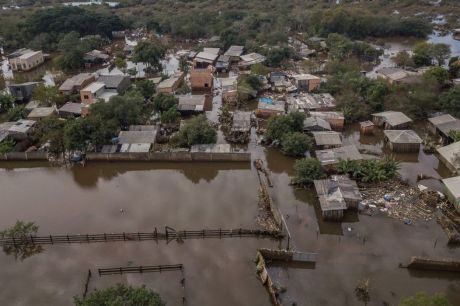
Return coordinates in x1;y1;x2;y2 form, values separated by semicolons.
74;284;164;306
35;117;66;155
32;84;65;107
0;220;43;261
237;74;262;102
134;79;156;99
0;93;14;113
399;292;452;306
327;33;383;62
0;137;15;154
448;130;460;143
337;157;400;183
292;158;326;187
133;41;166;73
6;106;28;121
265;112;305;143
281;132;313;157
413;42;451;67
153;93;178;113
440;85;460;118
171;115;217;147
160;107;180;125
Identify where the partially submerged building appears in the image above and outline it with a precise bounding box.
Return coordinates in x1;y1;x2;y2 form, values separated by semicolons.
27;107;56;121
229;111;252;143
224;45;244;61
215;55;230;73
256;98;285;118
309;111;345;131
383;130;423;153
314;175;362;221
97;75;131;94
59;73;96;94
117;127;157;153
58;102;83;118
303;116;331;132
291;74;321;92
221;77;238;105
190;67;213;91
80;82;107;105
437;141;460;173
7;119;36;140
177;95;206;114
428;114;460;145
289;93;336;112
194;51;219;68
315;145;363;167
372;111;412;130
311;131;342;149
376;67;422;85
8;82;39;102
360;120;375;135
8;48;44;71
156;73;184;93
442;176;460;212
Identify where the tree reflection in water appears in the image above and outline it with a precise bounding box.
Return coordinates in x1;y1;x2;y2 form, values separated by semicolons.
0;221;43;261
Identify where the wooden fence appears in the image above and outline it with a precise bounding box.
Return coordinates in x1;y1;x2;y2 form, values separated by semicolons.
98;264;183;276
0;227;283;247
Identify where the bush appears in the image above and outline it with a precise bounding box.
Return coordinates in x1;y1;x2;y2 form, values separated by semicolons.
399;292;452;306
6;106;28;121
0;137;15;154
153;93;178;113
292;158;326;187
265;112;305;143
160;107;180;124
171;115;217;147
337;156;400;183
74;284;165;306
281;132;313;156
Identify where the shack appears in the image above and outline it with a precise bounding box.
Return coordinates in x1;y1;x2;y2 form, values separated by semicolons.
428;114;460;145
190;67;213;91
256;98;285;118
372;111;412;129
7;119;36;140
360;120;375;135
441;176;460;213
376;67;422;86
27;107;56;121
221;77;238;105
291;74;321;92
194;51;219;68
156;73;184;93
59;73;96;94
383;130;422;153
437;141;460;173
215;55;230;73
117;129;157;153
177;95;206;114
224;45;244;61
58;102;83;118
315;145;363;168
229;111;252;143
314;175;362;221
303;116;331;132
311;131;342;149
8;82;39;102
309;111;345;131
239;53;266;69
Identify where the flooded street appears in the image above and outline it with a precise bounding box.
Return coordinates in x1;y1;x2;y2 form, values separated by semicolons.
0;120;459;305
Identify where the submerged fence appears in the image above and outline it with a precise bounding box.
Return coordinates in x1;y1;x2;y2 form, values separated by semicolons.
0;227;283;247
98;264;184;276
85;151;251;162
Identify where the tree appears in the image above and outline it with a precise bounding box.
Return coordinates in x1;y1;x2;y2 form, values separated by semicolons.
424;67;449;86
448;131;460;143
291;158;326;187
0;93;14;113
265;112;305;143
399;292;452;306
54;32;84;72
35;117;66;155
160;106;180;124
32;84;65;107
392;51;414;68
281;132;313;156
74;284;165;306
413;42;434;67
152;93;178;113
440;85;460;117
0;221;43;261
133;41;166;72
337;157;400;183
64;118;93;152
251;63;270;76
448;57;460;79
135;79;156;99
171;115;217;147
431;43;451;66
91;94;144;129
115;57;127;70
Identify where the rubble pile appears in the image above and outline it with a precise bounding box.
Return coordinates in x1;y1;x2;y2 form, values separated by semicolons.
437;202;460;245
256;185;280;232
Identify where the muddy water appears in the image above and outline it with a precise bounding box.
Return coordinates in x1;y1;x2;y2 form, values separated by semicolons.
1;119;460;306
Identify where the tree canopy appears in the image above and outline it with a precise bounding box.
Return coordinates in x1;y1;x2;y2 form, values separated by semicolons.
172;115;217;147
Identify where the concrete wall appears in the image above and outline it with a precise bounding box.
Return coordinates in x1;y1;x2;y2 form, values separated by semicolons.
85;151;251;162
0;152;48;161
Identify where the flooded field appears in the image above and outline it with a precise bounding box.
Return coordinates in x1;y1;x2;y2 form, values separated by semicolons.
0;119;460;305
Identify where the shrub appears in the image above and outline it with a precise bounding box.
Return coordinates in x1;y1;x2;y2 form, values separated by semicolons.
265;112;305;143
292;158;326;187
171;115;217;147
153;93;178;113
337;156;400;183
281;132;313;156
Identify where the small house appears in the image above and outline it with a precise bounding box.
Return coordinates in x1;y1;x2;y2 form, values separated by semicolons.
80;82;106;105
7;119;36;140
383;130;422;152
97;75;131;94
239;53;266;69
437;141;460;173
229;111;252;143
83;50;110;67
221;77;238;105
291;74;321;92
442;176;460;213
360;121;375;135
256;98;285;118
58;102;83;118
224;45;244;61
177;95;206;114
117;128;157;153
194;51;219;68
27;107;56;121
157;73;184;93
314;175;362;221
59;73;96;94
428;114;460;145
372;111;412;129
8;82;39;102
315;145;363;168
303;116;331;132
311;131;342;149
376;67;422;85
8;49;44;71
215;55;230;73
309;111;345;131
190;67;213;91
269;72;292;92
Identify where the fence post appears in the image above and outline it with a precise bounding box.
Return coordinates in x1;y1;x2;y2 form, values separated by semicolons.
67;235;70;243
30;234;34;245
50;235;53;244
123;232;126;241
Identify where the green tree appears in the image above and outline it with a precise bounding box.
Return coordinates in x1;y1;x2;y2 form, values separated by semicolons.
424;67;449;86
35;117;66;155
291;158;326;187
0;220;43;261
251;63;270;76
6;106;28;121
440;85;460;117
431;43;451;66
399;292;452;306
413;42;434;67
171;115;217;147
115;57;127;70
160;106;180;124
64;118;93;152
152;93;178;113
265;112;305;142
281;132;313;156
0;93;14;113
74;284;165;306
32;84;65;107
448;131;460;142
91;93;144;129
135;79;156;99
392;51;414;68
0;137;15;154
133;41;166;72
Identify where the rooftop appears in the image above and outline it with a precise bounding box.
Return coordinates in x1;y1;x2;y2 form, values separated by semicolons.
383;130;423;144
292;73;321;81
232;112;252;132
59;102;83;114
195;51;219;63
97;75;129;89
27;107;55;119
177;95;206;111
315;145;363;166
312;131;342;146
240;53;266;65
118;130;156;144
8;119;36;134
191;144;231;153
372;111;412;127
314;175;362;211
203;48;220;55
304;116;331;131
59;73;95;92
82;82;105;93
428;114;457;126
289;93;336;111
157;75;182;89
224;45;244;57
437;141;460;171
120;143;151;153
442;176;460;199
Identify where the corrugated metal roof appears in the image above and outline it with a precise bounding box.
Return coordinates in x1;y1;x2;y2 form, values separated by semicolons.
316;145;363;166
384;130;422;144
372;111;412;127
442;176;460;199
437;141;460;170
312;131;342;146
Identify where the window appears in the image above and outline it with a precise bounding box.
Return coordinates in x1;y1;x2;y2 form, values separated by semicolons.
83;95;89;99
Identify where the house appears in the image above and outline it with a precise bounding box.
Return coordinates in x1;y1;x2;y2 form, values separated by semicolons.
256;98;285;118
437;141;460;173
190;67;213;91
428;114;460;145
239;53;266;69
224;45;244;61
215;55;230;73
372;111;412;129
376;67;422;85
303;116;331;132
203;48;220;55
118;128;157;153
309;111;345;131
442;176;460;212
315;145;363;167
27;107;56;121
383;130;422;152
314;175;362;221
58;102;83;118
311;131;342;149
83;50;110;66
8;48;44;71
291;74;321;92
97;75;131;94
156;73;184;93
7;119;36;140
228;111;252;143
8;82;39;102
59;73;96;94
194;51;219;68
80;82;106;105
289;93;336;112
221;77;238;105
177;95;206;113
360;121;375;135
